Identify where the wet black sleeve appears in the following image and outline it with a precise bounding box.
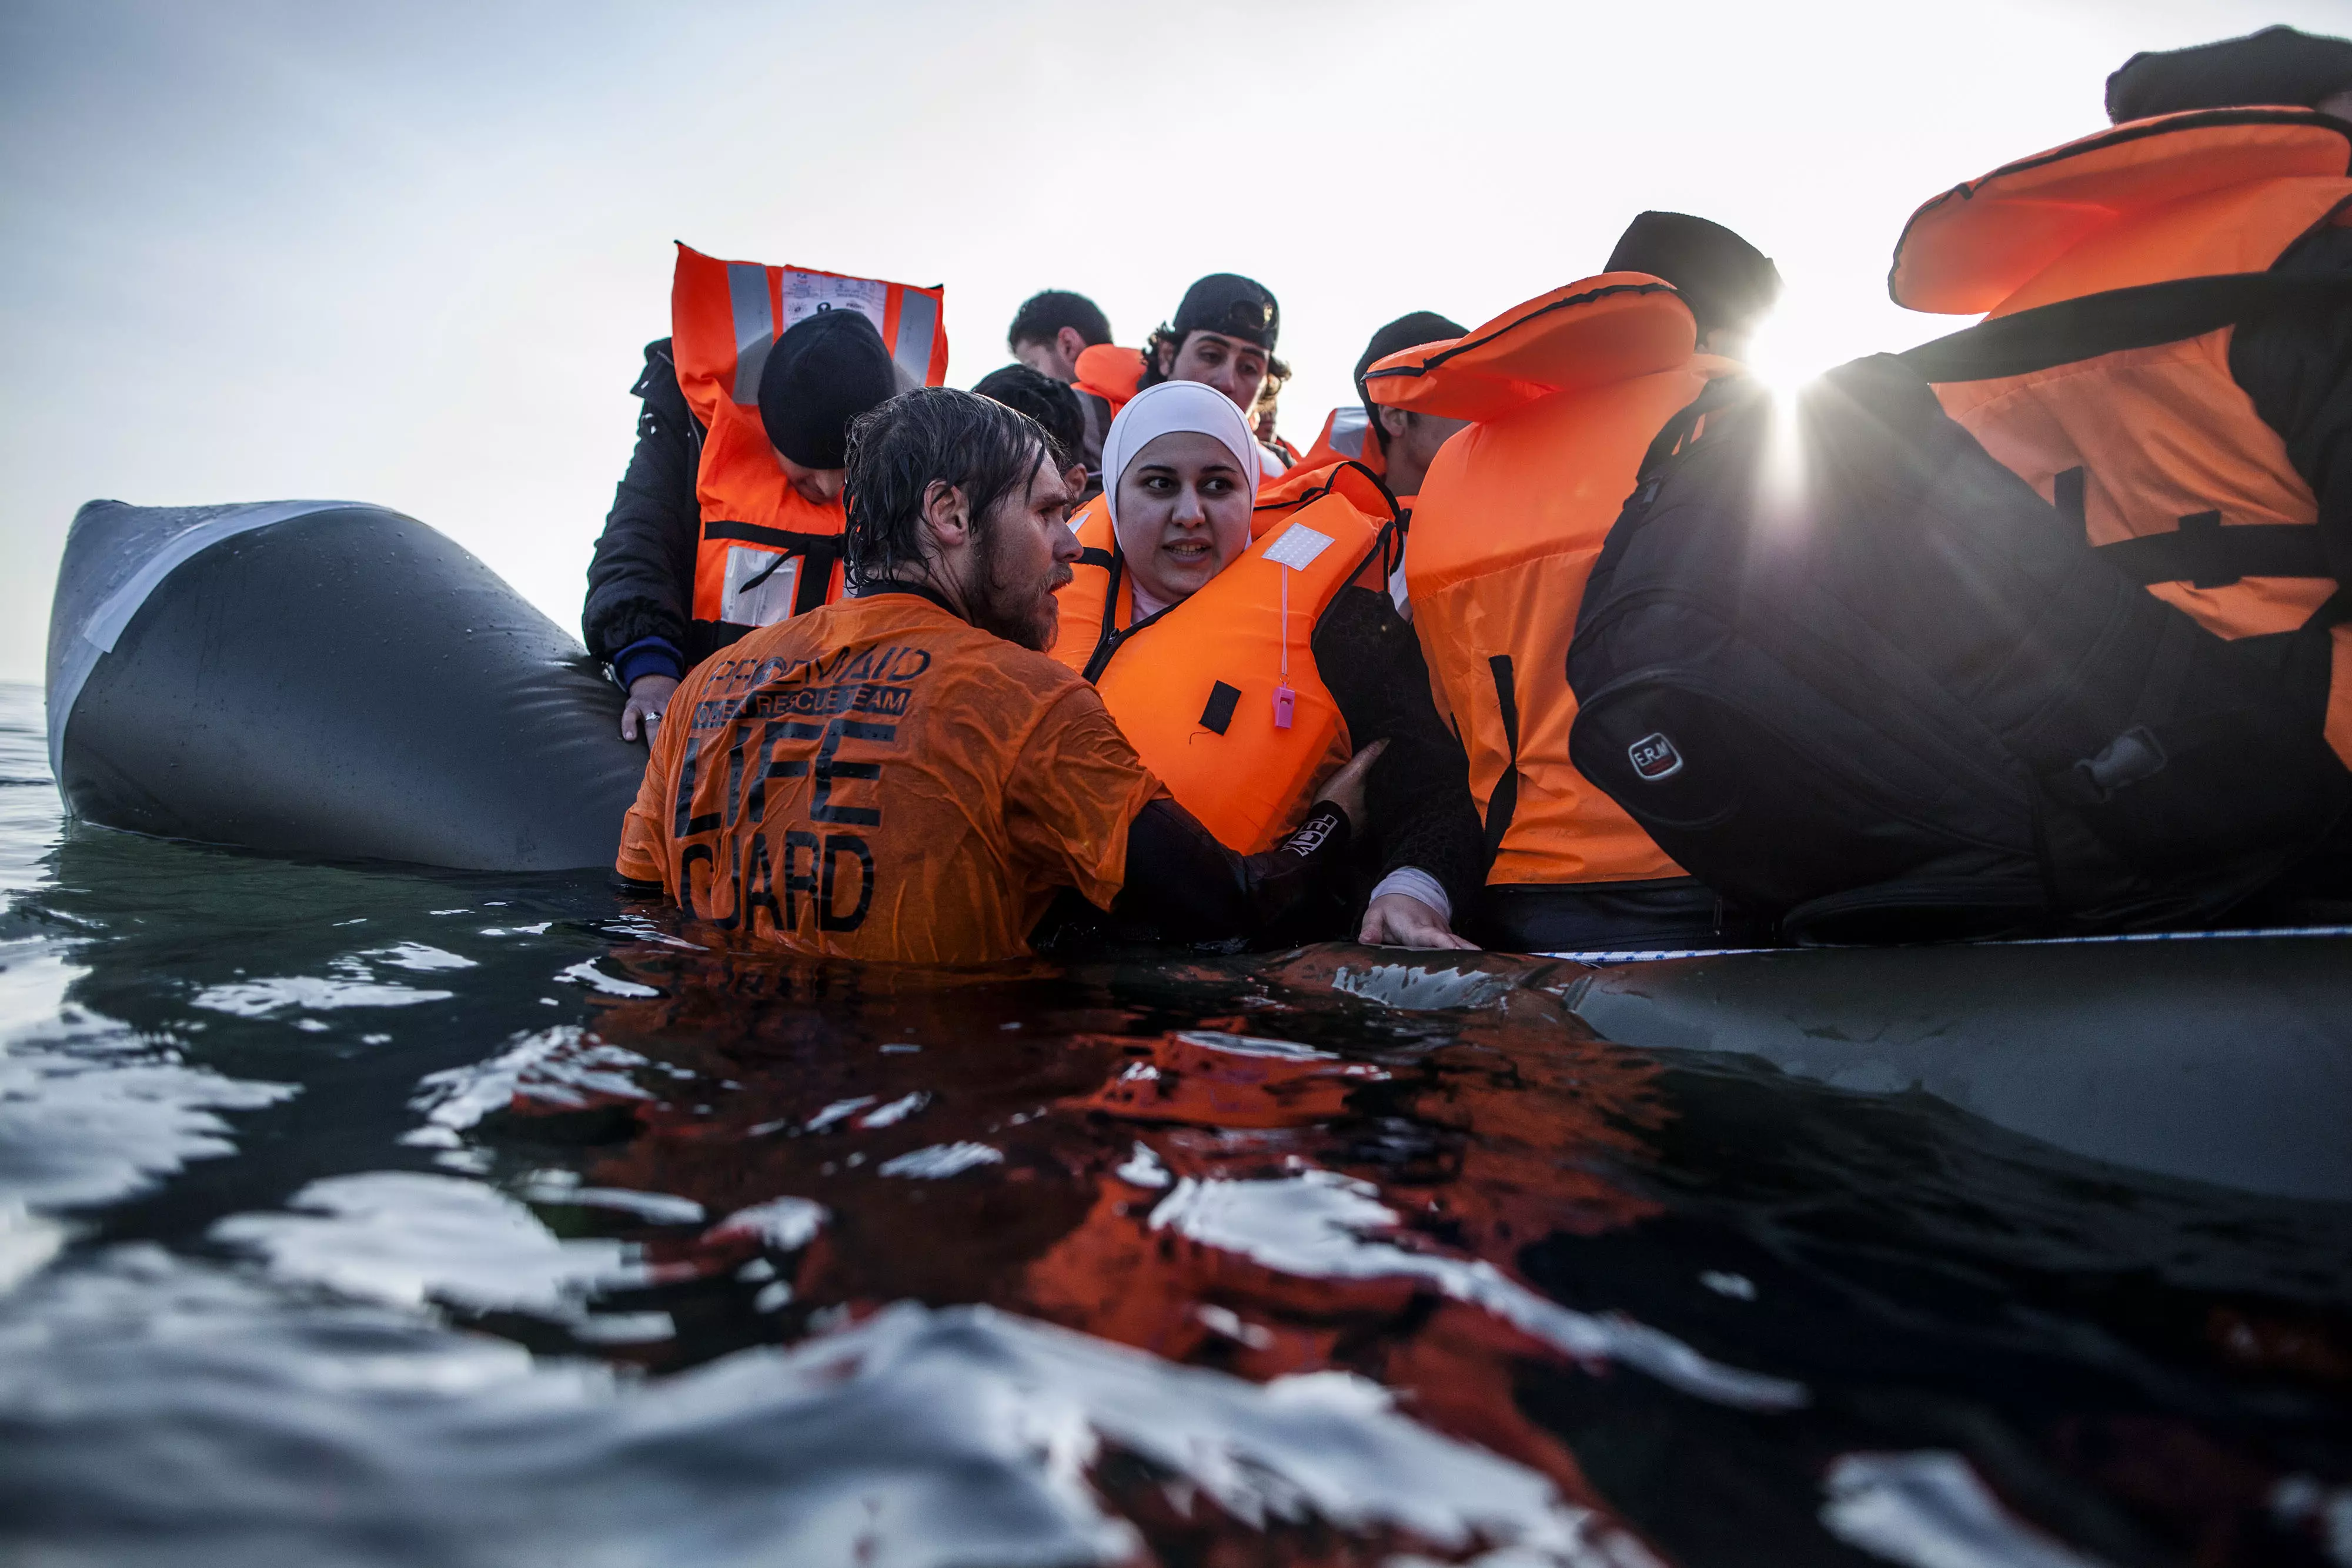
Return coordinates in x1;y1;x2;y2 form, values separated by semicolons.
1312;585;1486;916
2231;226;2352;586
583;340;704;665
1112;798;1352;941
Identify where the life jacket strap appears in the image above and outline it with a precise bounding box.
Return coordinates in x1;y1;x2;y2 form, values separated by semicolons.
1901;272;2352;383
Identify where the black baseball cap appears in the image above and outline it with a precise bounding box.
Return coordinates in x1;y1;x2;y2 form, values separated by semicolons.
1173;273;1280;351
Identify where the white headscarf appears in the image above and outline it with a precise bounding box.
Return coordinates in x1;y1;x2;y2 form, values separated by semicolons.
1100;380;1264;534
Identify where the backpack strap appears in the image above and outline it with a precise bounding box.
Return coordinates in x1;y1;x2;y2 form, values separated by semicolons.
1900;273;2352;383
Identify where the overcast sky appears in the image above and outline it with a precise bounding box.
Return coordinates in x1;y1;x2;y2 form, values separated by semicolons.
4;0;2346;684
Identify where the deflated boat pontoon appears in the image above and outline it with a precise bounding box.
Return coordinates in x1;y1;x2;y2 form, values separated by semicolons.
45;500;645;871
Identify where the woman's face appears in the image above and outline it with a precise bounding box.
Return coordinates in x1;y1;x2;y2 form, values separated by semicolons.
1114;430;1252;609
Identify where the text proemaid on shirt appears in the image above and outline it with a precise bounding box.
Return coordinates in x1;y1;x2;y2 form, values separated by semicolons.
618;593;1164;965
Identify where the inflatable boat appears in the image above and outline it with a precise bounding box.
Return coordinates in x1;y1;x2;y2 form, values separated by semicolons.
45;499;644;871
42;500;2352;1205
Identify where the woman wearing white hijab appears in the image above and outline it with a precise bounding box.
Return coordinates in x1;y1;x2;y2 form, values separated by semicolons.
1068;382;1481;950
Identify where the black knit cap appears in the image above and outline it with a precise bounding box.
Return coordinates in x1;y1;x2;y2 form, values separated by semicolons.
759;309;899;470
1353;310;1468;420
2107;26;2352;123
1173;273;1280;350
1606;212;1783;343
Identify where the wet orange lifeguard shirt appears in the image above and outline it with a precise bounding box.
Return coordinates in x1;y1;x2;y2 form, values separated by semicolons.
617;593;1165;965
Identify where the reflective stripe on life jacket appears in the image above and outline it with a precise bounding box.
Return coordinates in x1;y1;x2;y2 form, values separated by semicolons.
671;243;948;640
1051;491;1387;851
1894;110;2352;763
1375;276;1723;887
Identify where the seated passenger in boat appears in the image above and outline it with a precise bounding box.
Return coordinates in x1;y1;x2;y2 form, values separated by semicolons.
1284;312;1469;502
614;387;1379;964
1051;380;1482;950
1006;289;1116;479
973;363;1094;499
1368;217;1780;952
1134;273;1295;479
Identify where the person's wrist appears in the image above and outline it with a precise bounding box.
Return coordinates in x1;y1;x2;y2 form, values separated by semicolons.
613;636;684;690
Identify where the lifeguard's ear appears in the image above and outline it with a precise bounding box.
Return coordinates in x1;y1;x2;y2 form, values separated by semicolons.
919;479;973;550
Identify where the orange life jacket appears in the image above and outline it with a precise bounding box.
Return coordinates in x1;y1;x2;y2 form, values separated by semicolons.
670;243;948;637
1072;344;1145;414
1893;109;2352;764
1051;490;1388;851
1371;276;1729;888
1282;406;1388;484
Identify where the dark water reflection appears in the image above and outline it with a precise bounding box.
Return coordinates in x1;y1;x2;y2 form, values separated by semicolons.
1;684;2347;1567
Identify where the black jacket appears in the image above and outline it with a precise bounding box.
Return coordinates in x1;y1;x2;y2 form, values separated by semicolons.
2233;223;2352;589
1311;582;1486;921
582;339;706;677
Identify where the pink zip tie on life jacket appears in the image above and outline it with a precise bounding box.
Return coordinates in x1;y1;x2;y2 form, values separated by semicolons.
1274;564;1296;729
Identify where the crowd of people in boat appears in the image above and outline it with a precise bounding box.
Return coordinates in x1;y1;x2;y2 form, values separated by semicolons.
589;26;2352;964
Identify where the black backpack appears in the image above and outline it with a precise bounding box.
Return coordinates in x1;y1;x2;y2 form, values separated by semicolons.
1563;353;2349;942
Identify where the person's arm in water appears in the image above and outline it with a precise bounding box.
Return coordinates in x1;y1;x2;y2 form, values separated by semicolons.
584;339;703;741
1112;742;1382;940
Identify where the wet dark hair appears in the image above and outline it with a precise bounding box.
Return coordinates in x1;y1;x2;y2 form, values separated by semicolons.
844;389;1051;593
1006;289;1111;353
971;364;1084;470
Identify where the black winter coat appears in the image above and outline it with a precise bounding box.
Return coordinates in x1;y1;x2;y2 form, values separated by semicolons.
582;340;709;668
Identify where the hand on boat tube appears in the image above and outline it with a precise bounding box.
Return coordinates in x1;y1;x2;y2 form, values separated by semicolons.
622;674;680;743
1359;891;1478;951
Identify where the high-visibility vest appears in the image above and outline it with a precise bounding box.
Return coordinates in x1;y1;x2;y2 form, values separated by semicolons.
1894;108;2352;764
670;243;948;640
1374;276;1725;888
1051;490;1388;851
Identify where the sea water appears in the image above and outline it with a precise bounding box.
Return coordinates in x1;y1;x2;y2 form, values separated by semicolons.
1;680;2347;1566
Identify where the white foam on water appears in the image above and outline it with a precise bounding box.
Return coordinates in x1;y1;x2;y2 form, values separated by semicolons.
212;1171;645;1320
880;1143;1004;1179
1150;1169;1806;1411
711;1196;827;1252
405;1026;652;1138
361;942;477;972
1821;1452;2110;1568
556;961;659;998
192;975;454;1015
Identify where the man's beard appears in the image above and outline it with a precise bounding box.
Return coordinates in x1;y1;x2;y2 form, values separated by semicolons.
964;522;1067;653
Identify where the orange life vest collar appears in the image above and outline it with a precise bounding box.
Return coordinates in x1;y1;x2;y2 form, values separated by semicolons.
1892;108;2352;316
1052;492;1389;851
1364;274;1694;424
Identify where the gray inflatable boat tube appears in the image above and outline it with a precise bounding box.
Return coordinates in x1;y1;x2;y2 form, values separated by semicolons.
45;500;646;871
1555;935;2352;1203
1322;931;2352;1203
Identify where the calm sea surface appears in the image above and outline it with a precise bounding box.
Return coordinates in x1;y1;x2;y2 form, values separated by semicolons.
1;678;2346;1566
